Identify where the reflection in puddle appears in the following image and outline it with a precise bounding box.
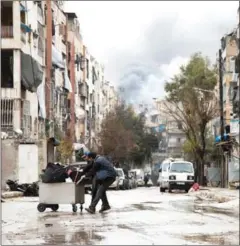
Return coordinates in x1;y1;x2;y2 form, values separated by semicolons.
42;230;104;245
183;232;238;245
19;227;104;245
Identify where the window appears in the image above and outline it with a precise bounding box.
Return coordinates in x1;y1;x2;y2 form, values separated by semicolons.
170;162;193;173
37;37;44;57
223;84;227;102
1;99;14;131
177;138;181;143
86;59;89;79
162;163;169;171
1;50;13;88
37;22;44;37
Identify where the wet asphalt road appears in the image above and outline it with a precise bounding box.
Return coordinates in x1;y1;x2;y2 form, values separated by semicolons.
2;187;239;245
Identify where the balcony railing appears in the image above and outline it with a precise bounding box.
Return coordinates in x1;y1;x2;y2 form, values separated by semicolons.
1;26;13;38
1;88;18;99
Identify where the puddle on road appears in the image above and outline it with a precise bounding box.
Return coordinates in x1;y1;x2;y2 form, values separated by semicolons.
132;204;158;211
182;232;238;245
143;201;162;204
42;230;104;245
170;200;239;218
12;226;105;245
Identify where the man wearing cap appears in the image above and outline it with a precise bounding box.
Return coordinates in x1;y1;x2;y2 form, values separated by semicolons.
82;152;117;214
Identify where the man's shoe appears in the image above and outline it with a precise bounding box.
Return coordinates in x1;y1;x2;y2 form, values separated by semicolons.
85;207;95;214
99;205;111;213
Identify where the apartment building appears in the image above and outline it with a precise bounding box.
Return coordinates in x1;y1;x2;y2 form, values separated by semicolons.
152;99;186;157
1;0;46;186
65;13;85;144
220;32;238;125
1;1;118;186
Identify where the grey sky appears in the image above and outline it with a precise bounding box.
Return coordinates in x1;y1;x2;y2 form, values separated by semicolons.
65;1;239;103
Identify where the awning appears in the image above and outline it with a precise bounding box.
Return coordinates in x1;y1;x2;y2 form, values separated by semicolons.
64;63;72;92
21;51;43;92
52;44;65;69
21;23;32;33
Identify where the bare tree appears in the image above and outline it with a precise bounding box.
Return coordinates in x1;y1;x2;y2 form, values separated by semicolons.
164;53;218;184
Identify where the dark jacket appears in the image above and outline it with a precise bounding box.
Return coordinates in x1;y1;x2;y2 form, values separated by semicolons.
82;160;94;176
86;156;117;181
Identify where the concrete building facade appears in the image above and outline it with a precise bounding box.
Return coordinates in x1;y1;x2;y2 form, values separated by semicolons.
1;2;118;188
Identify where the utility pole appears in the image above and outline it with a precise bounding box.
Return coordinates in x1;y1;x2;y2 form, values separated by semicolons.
218;49;225;188
45;0;52;122
218;49;224;141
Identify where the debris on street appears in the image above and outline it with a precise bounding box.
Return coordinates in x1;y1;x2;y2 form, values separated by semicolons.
5;180;39;197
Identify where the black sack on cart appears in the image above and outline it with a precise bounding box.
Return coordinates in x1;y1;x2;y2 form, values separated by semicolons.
41;163;68;183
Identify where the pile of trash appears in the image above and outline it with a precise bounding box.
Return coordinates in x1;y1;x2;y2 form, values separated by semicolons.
41;162;69;183
6;179;39;197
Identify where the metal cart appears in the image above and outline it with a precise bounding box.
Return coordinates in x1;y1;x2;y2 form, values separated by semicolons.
37;182;85;213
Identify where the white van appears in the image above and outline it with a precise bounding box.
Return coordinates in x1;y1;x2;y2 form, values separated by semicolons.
158;159;194;193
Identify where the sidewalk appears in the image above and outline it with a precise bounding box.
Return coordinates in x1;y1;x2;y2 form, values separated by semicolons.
2;191;23;199
197;187;239;201
188;187;239;215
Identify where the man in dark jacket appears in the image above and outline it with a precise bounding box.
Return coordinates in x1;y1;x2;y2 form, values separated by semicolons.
83;152;117;214
81;152;98;202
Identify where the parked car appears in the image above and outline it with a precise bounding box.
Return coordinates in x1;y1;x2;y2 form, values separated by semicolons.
131;169;144;186
128;171;138;189
116;168;126;190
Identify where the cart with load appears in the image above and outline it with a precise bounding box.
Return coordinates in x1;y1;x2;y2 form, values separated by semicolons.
37;182;85;213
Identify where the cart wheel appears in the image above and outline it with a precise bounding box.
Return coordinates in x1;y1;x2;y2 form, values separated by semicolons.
51;204;59;212
80;204;83;213
37;203;46;212
72;204;77;213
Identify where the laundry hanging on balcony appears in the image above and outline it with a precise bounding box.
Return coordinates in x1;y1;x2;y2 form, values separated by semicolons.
37;82;46;118
21;23;32;33
64;63;72;93
21;51;43;92
52;44;65;69
75;107;85;120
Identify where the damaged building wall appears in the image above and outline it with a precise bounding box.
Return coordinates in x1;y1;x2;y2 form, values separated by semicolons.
1;140;18;189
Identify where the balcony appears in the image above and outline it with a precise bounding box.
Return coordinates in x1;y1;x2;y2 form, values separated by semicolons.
21;32;26;43
61;40;67;55
1;26;13;38
79;82;87;97
1;88;18;99
37;6;44;24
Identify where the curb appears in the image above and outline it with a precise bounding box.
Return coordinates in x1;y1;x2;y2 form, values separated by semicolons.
2;191;23;199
